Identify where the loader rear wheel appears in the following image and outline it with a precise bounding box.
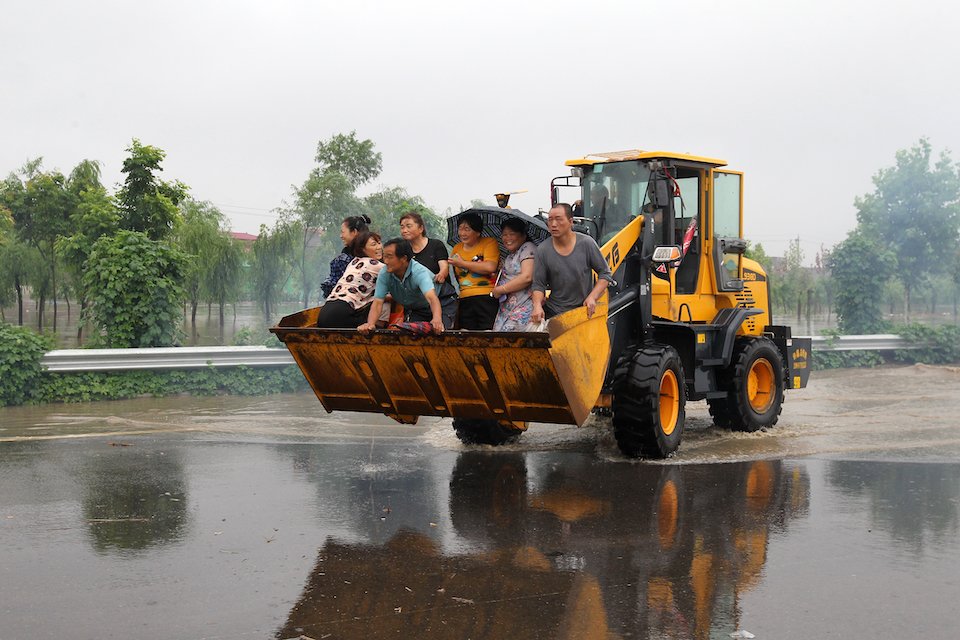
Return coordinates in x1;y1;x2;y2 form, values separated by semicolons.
716;337;785;432
453;418;524;446
611;345;686;459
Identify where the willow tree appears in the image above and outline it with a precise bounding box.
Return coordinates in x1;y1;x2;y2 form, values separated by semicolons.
203;235;244;335
252;221;296;320
177;199;225;328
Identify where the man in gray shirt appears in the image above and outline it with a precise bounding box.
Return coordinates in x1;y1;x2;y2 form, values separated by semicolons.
531;203;614;322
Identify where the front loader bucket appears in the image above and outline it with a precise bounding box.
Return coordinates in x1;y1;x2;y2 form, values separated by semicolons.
270;299;610;427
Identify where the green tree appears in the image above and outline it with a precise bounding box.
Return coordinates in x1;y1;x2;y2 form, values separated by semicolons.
56;161;119;341
288;169;362;306
813;246;834;319
202;235;244;336
0;206;15;319
176;199;225;327
83;231;187;347
771;237;812;317
0;323;51;406
365;186;446;240
0;237;40;326
744;241;772;274
952;249;960;319
0;205;11;240
314;130;383;189
1;161;77;331
855;138;960;318
68;159;104;195
116;139;188;240
285;132;384;307
252;221;296;320
829;229;895;334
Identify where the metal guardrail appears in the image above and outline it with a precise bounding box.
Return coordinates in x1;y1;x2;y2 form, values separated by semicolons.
38;335;912;373
811;334;910;352
41;346;294;372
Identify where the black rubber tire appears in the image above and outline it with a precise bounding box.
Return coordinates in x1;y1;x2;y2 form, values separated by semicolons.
716;337;785;432
453;418;524;446
611;345;686;459
707;396;736;428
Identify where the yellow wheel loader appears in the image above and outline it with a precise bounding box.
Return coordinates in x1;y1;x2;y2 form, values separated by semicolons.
271;150;811;458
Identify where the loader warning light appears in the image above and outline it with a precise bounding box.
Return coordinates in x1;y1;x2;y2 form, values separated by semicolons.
652;245;682;262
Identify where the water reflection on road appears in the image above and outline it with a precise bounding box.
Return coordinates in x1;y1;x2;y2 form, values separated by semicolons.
1;365;959;638
274;454;811;640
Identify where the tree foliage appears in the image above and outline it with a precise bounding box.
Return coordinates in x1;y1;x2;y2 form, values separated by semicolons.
0;204;12;309
56;169;120;332
288;168;361;306
0;161;78;329
770;238;813;314
283;131;385;306
314;130;383;189
828;229;895;334
0;238;40;324
365;186;446;240
177;199;226;323
252;221;296;319
854;138;960;315
83;230;187;347
117;139;188;240
0;323;51;406
203;234;244;328
744;241;772;274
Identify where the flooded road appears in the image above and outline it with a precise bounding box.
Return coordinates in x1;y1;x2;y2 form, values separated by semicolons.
1;365;959;639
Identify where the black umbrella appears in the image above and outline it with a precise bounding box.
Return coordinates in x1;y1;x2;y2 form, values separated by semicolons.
445;206;551;254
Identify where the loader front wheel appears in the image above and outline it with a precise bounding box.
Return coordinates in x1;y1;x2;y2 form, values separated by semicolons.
719;337;785;432
612;345;686;459
453;418;525;446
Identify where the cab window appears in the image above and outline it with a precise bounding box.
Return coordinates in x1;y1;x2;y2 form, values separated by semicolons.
713;171;741;238
712;171;744;290
581;162;651;242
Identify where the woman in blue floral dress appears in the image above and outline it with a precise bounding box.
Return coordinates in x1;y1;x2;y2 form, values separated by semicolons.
491;217;537;331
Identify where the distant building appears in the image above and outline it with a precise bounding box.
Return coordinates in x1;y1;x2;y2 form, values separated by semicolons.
229;231;258;245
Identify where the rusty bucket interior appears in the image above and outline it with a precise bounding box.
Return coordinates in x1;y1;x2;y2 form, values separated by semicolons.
270;298;610;427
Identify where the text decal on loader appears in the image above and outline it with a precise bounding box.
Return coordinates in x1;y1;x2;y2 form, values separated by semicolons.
604;242;621;273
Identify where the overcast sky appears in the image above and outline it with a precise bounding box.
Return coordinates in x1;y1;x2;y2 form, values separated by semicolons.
3;0;959;260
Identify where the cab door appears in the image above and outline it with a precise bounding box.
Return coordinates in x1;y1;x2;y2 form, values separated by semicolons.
710;170;746;293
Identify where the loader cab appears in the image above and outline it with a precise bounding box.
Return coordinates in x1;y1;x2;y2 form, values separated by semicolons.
561;150;753;314
561;152;716;296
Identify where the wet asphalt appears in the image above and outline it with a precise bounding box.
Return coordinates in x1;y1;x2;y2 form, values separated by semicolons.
1;364;959;639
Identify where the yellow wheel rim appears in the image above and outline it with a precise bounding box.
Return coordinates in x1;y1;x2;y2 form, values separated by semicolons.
659;369;680;435
747;358;775;413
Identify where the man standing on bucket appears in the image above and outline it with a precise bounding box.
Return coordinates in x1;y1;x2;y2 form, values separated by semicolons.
358;238;445;335
530;203;614;323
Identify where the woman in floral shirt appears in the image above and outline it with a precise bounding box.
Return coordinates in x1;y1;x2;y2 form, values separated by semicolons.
490;217;536;331
316;231;387;328
320;214;371;300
